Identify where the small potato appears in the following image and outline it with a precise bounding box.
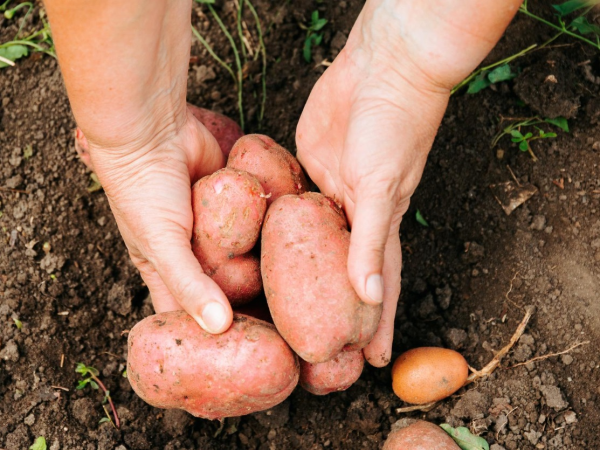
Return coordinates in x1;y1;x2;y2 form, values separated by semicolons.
208;253;262;304
300;350;364;395
261;192;382;363
227;134;308;205
383;420;460;450
192;168;266;305
188;104;244;157
391;347;469;404
127;311;299;420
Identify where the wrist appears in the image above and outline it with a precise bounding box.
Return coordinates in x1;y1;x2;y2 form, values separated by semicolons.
349;0;522;90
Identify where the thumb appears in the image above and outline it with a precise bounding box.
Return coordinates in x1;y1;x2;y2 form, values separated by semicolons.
151;233;233;334
347;186;393;305
347;188;407;305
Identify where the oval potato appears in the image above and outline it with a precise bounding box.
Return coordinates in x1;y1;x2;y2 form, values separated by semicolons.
261;192;382;363
227;134;308;205
392;347;469;404
188;104;244;157
127;311;299;420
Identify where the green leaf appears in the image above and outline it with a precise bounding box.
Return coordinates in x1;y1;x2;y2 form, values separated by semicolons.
303;36;314;62
552;0;591;16
23;145;33;160
0;45;29;68
415;209;429;227
122;369;128;378
312;18;328;31
524;132;533;139
510;129;524;139
467;71;492;94
545;116;569;132
75;363;88;375
519;141;529;152
76;379;89;390
487;64;516;83
13;318;22;330
571;16;600;34
544;132;557;138
99;417;110;424
29;436;47;450
90;380;99;390
440;424;489;450
87;173;102;193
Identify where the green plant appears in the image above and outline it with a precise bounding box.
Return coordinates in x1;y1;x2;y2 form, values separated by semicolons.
301;10;327;62
0;3;55;68
415;210;429;227
29;436;47;450
453;0;600;95
492;116;569;161
520;0;600;50
76;363;120;428
440;424;489;450
193;0;268;129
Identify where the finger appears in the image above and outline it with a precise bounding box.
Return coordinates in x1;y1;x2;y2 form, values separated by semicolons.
363;231;402;367
133;255;180;313
346;182;404;305
149;233;233;334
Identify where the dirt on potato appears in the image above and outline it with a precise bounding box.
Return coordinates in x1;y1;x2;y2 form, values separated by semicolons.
2;0;600;449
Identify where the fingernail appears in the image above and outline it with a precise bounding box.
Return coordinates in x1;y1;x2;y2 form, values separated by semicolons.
201;302;227;333
365;274;384;304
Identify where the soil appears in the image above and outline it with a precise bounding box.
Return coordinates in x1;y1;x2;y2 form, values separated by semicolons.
2;0;600;449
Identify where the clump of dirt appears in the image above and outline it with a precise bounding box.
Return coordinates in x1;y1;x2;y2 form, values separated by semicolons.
2;0;600;449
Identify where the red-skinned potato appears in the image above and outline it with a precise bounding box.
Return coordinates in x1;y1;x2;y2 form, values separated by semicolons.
188;104;244;157
192;168;266;305
227;134;308;205
391;347;469;404
261;192;382;363
383;420;460;450
300;349;364;395
127;311;299;420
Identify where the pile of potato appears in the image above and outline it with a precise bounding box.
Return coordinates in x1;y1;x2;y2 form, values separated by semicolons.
126;109;382;419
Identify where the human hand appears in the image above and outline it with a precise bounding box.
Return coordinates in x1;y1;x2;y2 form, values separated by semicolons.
297;0;521;366
88;105;233;333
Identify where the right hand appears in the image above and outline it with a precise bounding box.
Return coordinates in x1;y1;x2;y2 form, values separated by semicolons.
88;105;233;334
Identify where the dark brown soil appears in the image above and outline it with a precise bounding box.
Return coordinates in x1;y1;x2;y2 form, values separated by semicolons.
2;0;600;449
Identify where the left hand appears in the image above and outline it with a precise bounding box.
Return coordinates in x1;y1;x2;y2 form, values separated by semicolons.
296;2;455;367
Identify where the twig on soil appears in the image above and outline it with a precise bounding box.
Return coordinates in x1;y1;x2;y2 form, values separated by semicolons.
466;306;534;384
395;402;438;414
504;271;524;311
510;341;590;369
60;353;64;368
51;385;69;391
0;186;30;194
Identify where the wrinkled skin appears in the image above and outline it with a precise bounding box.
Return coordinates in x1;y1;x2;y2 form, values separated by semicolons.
300;349;364;396
74;104;243;172
383;420;460;450
261;192;382;363
227;134;309;206
127;311;299;420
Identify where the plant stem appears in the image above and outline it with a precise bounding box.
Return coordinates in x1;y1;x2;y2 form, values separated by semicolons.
208;4;245;130
518;5;600;50
191;25;237;84
90;374;120;429
451;43;538;95
235;0;247;63
245;0;267;128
